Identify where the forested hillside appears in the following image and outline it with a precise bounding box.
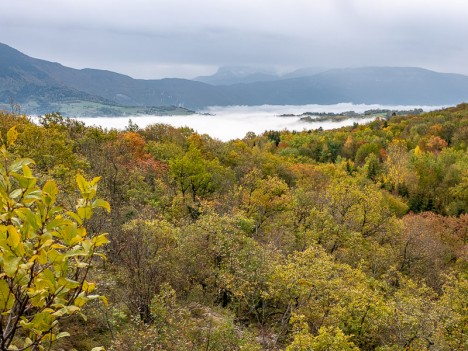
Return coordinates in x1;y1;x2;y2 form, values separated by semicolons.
0;105;467;351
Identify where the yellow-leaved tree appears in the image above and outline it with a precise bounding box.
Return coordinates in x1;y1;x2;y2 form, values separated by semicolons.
0;127;110;351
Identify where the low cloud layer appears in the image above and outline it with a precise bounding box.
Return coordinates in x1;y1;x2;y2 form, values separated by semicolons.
68;104;445;141
2;1;468;78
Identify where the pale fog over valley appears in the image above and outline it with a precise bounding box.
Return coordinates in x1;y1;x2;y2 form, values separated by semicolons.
71;104;446;141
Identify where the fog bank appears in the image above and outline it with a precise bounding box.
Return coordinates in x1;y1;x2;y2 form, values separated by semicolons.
73;103;447;141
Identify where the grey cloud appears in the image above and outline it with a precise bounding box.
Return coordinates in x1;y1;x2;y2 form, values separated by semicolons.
1;0;468;78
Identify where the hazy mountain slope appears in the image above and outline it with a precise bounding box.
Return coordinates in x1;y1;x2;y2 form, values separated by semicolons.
0;43;117;109
0;43;234;109
194;66;280;85
194;66;329;85
2;42;468;112
226;67;468;105
281;66;329;79
35;59;235;107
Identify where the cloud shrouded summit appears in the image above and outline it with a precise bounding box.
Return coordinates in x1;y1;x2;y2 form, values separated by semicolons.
1;0;468;79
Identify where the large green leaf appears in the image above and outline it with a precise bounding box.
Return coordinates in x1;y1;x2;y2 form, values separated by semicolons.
91;233;109;248
7;225;21;248
3;252;22;277
56;331;71;339
77;206;93;220
42;180;59;207
75;174;88;197
91;198;110;213
9;188;23;199
29;311;56;333
11;172;36;190
7;158;35;173
0;279;14;311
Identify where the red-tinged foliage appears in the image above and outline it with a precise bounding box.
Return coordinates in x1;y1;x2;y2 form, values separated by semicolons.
425;135;449;154
401;212;467;290
122;131;147;159
379;147;387;161
105;131;166;174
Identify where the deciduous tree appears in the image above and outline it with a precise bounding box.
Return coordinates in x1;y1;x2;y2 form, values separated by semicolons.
0;128;109;351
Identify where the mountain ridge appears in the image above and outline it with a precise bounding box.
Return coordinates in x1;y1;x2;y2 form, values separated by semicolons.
194;66;329;85
1;42;468;115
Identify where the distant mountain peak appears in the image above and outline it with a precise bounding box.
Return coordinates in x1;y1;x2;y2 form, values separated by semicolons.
194;65;332;85
1;42;468;115
194;65;280;85
216;65;276;77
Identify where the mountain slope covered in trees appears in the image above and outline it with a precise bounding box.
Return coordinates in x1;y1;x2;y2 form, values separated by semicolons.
0;104;466;350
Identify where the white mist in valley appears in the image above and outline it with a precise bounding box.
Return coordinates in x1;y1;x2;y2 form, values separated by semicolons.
72;103;447;141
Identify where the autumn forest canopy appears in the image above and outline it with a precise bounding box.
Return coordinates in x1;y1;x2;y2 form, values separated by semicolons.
0;104;467;351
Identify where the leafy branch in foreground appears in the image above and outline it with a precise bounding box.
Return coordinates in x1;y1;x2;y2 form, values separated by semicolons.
0;127;110;351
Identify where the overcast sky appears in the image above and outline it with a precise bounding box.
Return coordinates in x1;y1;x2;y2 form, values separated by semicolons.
2;0;468;79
